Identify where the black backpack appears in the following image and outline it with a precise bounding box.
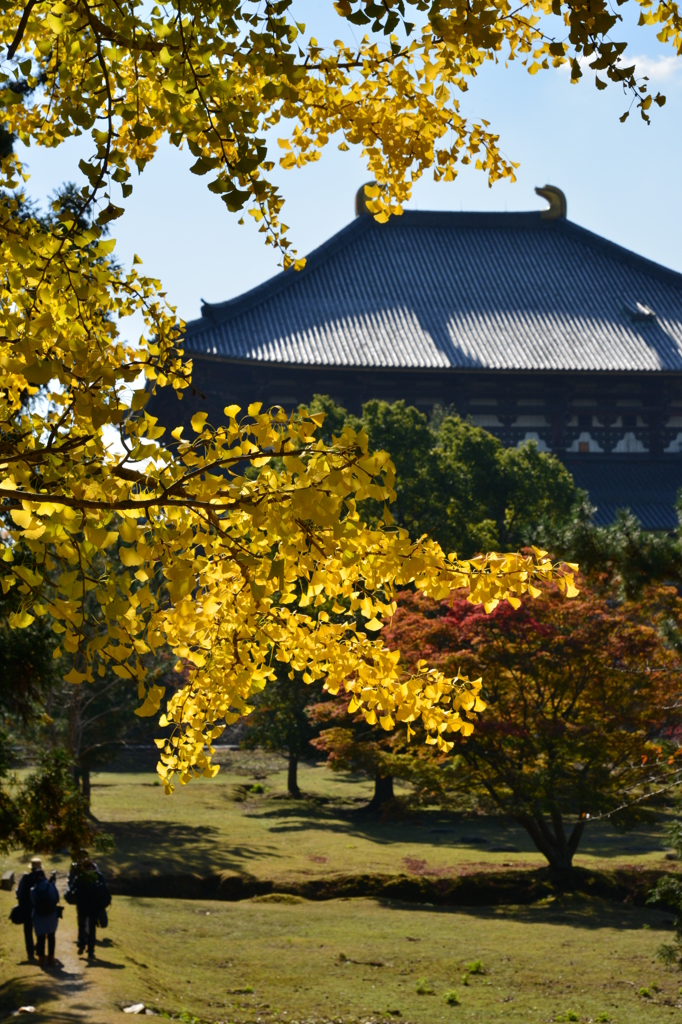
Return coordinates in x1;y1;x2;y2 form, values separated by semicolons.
32;877;58;916
90;874;111;912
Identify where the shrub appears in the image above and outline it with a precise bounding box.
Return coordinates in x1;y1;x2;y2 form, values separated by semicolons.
444;990;459;1006
462;959;485;984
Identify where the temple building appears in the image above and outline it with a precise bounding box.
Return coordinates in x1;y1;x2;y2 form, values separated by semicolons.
161;185;682;529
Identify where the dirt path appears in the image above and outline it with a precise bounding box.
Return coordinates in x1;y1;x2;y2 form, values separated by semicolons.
0;909;129;1024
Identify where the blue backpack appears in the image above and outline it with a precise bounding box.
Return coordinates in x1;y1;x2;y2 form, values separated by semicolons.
32;878;58;916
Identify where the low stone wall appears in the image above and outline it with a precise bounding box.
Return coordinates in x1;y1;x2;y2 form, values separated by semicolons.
108;865;675;908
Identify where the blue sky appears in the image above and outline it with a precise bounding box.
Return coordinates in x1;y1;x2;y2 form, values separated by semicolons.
21;2;682;331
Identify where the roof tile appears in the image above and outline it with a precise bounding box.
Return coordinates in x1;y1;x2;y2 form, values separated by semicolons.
185;210;682;373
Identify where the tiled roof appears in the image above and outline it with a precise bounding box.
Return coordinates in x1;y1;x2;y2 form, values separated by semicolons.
564;458;682;530
185;210;682;373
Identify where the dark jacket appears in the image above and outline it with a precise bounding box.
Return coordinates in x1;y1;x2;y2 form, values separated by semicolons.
67;863;110;915
16;869;45;911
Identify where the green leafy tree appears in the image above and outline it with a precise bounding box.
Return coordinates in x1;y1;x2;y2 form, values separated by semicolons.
0;577;57;832
307;395;682;592
242;671;324;797
357;400;438;542
0;607;55;730
1;748;111;858
0;574;59;855
432;413;577;554
305;396;578;556
543;504;682;598
0;734;19;855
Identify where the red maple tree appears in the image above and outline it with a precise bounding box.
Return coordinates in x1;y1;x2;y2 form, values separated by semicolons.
316;579;682;878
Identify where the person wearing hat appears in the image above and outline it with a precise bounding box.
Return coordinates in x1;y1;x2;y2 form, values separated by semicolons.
30;866;61;967
15;857;45;963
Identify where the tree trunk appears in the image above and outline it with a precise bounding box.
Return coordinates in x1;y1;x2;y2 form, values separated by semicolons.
80;765;91;804
515;809;586;886
368;773;394;811
287;752;301;797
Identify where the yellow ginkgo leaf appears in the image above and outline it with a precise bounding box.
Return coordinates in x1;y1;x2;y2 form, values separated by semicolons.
119;547;144;567
9;610;35;629
10;509;32;530
364;617;383;631
190;411;208;433
63;667;87;684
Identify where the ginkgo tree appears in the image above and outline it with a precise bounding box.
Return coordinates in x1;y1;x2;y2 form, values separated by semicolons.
2;0;672;791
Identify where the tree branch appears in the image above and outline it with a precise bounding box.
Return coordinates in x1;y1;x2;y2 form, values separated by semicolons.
7;0;38;60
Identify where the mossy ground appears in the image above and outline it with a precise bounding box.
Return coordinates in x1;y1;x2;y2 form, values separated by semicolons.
0;754;680;1023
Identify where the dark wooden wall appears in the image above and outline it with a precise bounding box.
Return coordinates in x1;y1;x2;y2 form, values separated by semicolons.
149;356;682;459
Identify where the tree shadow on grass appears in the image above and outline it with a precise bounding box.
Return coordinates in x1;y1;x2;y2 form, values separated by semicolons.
379;895;675;932
577;826;669;859
103;819;276;875
249;801;530;852
0;975;93;1023
247;798;668;861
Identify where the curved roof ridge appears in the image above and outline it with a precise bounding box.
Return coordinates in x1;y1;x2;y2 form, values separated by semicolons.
191;215;373;330
189;208;549;331
183;206;682;374
190;209;682;335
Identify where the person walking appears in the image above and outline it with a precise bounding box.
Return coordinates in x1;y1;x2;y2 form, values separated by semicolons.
67;853;110;960
30;868;60;967
14;857;44;963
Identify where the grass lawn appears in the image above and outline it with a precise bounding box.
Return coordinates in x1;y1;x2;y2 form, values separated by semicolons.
0;753;680;1023
0;891;680;1023
0;753;673;885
